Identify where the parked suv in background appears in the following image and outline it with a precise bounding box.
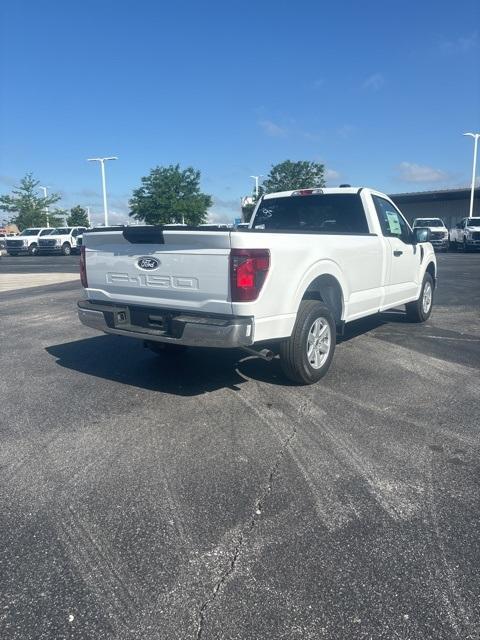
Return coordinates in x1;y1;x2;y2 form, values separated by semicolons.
449;217;480;251
5;227;54;256
37;227;86;255
412;218;449;252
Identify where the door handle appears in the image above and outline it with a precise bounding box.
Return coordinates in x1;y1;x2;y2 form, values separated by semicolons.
393;250;403;256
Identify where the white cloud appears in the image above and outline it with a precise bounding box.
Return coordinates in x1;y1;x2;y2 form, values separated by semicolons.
362;73;385;91
258;119;288;137
207;196;241;224
440;31;479;54
325;168;341;184
337;124;355;139
397;162;450;183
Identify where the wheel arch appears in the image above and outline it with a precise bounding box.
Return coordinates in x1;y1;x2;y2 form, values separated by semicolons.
300;273;345;325
425;261;436;288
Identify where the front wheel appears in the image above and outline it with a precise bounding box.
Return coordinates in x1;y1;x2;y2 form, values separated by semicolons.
61;242;71;256
28;243;38;256
279;300;336;384
8;252;19;257
406;272;434;322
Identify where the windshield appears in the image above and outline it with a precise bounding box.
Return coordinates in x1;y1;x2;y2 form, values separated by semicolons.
414;219;443;227
467;218;480;227
19;229;41;236
253;194;369;233
51;228;71;234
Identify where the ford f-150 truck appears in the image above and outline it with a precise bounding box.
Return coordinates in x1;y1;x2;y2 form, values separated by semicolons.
449;217;480;251
77;187;436;384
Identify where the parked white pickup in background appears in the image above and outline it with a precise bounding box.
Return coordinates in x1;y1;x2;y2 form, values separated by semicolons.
449;217;480;251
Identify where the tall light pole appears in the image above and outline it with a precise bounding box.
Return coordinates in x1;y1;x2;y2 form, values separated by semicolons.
250;175;263;197
86;207;91;226
39;185;50;227
464;132;479;218
87;156;118;226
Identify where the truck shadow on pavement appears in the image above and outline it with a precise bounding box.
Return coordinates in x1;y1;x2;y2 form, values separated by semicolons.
46;311;412;395
46;334;251;396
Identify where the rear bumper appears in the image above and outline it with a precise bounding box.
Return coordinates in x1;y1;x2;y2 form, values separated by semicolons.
77;300;254;348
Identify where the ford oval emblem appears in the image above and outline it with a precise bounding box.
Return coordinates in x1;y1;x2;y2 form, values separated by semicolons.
137;256;160;270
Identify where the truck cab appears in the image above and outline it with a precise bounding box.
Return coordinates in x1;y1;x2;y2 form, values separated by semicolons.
5;227;54;256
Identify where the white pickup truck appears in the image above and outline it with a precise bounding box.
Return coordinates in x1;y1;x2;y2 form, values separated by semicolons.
78;187;436;384
449;216;480;251
5;227;53;256
37;226;87;255
412;217;449;252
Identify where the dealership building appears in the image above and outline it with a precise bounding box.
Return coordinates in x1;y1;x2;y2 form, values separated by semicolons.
390;187;480;229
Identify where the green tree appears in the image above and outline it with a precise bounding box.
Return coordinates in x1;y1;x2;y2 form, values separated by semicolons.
262;160;325;194
129;164;212;225
0;173;64;229
67;205;90;227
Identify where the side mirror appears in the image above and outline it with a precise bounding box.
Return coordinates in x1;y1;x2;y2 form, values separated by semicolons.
413;227;430;243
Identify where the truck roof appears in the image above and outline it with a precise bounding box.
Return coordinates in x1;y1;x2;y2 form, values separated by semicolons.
263;187;363;199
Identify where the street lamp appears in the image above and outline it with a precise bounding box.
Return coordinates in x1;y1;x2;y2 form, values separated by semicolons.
87;156;118;226
463;133;479;218
39;185;50;227
250;175;263;197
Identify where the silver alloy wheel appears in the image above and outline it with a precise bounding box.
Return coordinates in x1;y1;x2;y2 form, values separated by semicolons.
422;281;432;314
306;317;331;369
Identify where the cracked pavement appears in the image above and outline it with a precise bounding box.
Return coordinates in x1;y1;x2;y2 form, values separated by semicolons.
0;253;479;639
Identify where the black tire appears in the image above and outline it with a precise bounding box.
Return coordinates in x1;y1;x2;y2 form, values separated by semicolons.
8;252;19;256
61;242;71;256
279;300;336;385
463;239;469;253
450;240;457;252
406;272;434;323
28;243;38;256
146;341;188;355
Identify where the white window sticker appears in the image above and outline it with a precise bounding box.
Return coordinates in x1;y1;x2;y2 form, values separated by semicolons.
386;211;401;235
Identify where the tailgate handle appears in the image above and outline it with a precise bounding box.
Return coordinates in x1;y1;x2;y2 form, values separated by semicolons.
123;226;165;244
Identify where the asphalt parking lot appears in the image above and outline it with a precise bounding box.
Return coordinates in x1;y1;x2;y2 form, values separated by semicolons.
1;253;479;640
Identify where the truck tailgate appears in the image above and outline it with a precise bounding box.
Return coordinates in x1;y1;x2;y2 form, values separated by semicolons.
84;228;233;314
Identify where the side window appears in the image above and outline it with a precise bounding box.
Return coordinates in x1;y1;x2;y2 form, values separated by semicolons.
372;196;411;243
71;229;79;237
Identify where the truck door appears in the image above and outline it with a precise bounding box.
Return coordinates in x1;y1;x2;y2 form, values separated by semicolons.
372;195;420;308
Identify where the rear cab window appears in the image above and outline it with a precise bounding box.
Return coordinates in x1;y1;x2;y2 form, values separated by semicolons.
252;193;370;234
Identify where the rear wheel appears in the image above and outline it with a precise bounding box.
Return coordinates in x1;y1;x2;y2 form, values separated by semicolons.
61;242;71;256
406;272;434;322
279;300;336;384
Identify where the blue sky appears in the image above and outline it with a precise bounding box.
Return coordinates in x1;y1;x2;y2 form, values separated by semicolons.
1;0;479;224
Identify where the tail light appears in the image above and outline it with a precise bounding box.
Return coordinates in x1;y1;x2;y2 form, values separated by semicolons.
80;245;88;288
230;249;270;302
